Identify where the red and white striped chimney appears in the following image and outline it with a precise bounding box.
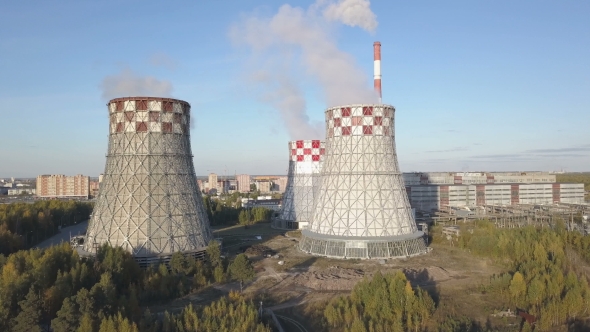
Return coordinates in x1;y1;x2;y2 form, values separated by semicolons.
373;41;382;104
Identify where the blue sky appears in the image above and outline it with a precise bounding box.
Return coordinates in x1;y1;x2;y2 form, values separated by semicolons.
1;0;589;177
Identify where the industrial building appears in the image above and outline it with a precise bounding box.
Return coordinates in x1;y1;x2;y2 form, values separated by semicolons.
7;188;35;195
273;140;325;230
84;97;212;266
36;174;89;199
402;172;556;186
299;104;428;259
403;172;584;211
243;198;282;211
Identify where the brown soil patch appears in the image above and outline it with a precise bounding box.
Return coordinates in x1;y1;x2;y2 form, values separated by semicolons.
293;267;366;290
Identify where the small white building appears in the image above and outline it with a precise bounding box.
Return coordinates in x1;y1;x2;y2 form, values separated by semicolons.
8;188;36;195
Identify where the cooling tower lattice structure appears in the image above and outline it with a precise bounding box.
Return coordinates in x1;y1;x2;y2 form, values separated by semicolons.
299;104;428;259
84;97;212;265
273;140;325;230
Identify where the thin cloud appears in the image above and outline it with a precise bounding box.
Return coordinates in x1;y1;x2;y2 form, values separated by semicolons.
525;144;590;154
148;53;177;71
426;146;470;153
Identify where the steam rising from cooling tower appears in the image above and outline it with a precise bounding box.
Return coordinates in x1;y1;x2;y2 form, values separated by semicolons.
273;140;325;230
84;97;212;266
299;104;428;259
101;68;173;101
230;0;379;139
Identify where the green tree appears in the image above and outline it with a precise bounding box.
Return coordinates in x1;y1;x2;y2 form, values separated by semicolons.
77;312;95;332
323;272;435;331
52;296;80;332
509;272;526;305
13;287;43;332
229;254;255;292
213;265;226;283
169;252;188;275
206;240;222;268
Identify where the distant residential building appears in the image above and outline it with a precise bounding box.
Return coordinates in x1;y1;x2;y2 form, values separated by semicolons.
197;179;204;192
208;173;218;191
273;176;288;192
98;174;104;183
237;174;250;193
36;174;90;199
89;181;100;197
229;179;237;192
217;180;229;194
257;181;272;193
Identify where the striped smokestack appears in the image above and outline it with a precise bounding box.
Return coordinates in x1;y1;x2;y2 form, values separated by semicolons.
373;41;382;104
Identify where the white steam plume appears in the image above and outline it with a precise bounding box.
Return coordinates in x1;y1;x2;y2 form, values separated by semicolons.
101;68;173;100
230;0;378;140
320;0;378;31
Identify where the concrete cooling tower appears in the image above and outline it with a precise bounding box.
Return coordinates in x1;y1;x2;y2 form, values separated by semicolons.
84;97;212;266
273;140;325;230
299;104;428;259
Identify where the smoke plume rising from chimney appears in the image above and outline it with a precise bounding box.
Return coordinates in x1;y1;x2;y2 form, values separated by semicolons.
230;0;378;139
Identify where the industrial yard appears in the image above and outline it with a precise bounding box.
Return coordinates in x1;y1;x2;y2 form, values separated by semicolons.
204;217;590;331
170;223;513;330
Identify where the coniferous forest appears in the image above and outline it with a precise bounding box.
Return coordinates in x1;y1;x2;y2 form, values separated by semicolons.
431;220;590;331
2;199;590;331
0;242;268;331
0;200;93;255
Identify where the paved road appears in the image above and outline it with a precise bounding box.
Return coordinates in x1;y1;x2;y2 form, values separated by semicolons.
35;220;88;249
275;314;308;332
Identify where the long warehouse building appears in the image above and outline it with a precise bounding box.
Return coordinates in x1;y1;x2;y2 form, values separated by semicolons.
403;172;584;211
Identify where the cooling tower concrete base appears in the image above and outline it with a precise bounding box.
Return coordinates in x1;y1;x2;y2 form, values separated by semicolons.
299;229;427;259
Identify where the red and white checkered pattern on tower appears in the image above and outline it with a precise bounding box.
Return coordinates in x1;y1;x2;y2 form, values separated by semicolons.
273;140;325;230
108;97;190;134
290;140;325;163
327;106;392;138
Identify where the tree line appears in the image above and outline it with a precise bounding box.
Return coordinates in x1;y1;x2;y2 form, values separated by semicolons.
434;220;590;331
202;196;273;226
0;241;262;331
556;173;590;191
0;200;93;255
323;271;435;332
238;207;273;226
